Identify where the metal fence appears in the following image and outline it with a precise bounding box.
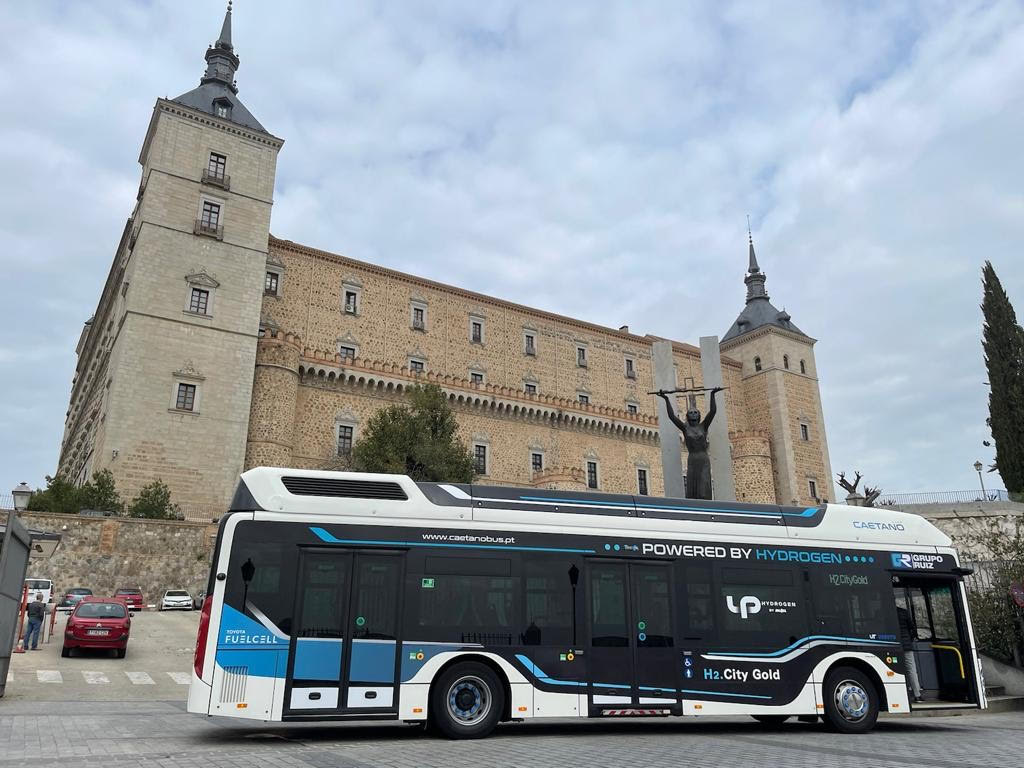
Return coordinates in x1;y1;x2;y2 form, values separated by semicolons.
876;489;1011;506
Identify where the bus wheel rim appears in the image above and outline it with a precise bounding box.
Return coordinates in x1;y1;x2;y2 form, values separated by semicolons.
447;676;491;725
834;679;869;722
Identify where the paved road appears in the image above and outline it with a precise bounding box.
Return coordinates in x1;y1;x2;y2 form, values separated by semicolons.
4;608;198;701
4;610;1023;767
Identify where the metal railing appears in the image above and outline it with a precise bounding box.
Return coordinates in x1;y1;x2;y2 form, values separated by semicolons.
193;219;224;239
201;168;231;190
876;489;1012;506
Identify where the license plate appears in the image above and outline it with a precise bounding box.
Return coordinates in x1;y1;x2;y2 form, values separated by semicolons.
86;629;109;636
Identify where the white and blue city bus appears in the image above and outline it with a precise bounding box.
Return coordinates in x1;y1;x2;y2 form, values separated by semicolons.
188;467;985;738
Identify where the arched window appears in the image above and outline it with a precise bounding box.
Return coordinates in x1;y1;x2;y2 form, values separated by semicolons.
754;356;762;372
783;354;790;370
799;359;806;374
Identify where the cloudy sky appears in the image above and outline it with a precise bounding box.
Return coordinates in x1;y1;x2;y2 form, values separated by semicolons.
2;0;1022;501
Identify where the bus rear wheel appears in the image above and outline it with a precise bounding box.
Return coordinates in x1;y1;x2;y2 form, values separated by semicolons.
751;715;790;725
429;661;505;740
822;666;879;734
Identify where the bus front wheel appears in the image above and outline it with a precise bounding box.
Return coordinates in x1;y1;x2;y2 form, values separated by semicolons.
822;666;879;734
429;661;505;740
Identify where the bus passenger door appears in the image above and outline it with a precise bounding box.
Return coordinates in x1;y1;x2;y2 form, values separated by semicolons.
342;553;403;711
285;550;352;715
586;561;676;712
284;550;403;717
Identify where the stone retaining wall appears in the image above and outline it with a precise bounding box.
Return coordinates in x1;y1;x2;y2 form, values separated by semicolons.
20;511;217;605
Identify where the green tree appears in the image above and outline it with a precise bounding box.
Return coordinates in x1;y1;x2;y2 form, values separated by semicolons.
127;479;181;520
26;474;82;515
78;469;125;515
960;515;1024;665
981;261;1024;495
351;383;476;482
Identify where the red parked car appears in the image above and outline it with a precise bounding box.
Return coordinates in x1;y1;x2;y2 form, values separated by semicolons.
62;597;133;658
113;587;144;612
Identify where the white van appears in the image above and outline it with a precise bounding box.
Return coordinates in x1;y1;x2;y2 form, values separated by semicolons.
24;578;53;605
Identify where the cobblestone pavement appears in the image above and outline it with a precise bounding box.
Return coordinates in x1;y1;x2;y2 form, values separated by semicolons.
0;700;1021;768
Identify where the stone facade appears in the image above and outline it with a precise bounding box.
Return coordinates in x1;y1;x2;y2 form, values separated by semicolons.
57;9;833;511
721;325;833;506
245;237;811;502
57;96;283;511
21;512;216;602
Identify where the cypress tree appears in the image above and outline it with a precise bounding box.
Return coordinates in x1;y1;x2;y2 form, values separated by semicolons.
981;261;1024;494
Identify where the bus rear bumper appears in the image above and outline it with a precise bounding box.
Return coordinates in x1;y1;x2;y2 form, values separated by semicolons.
187;671;213;715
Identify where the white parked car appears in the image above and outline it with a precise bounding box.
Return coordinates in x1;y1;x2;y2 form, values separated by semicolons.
159;589;193;611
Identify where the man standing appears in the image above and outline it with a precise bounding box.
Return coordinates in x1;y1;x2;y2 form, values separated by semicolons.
897;604;923;702
22;593;45;651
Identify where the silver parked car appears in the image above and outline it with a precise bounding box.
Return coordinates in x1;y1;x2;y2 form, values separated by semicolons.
159;589;193;611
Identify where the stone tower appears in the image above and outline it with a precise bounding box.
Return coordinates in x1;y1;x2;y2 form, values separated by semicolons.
58;5;284;510
719;234;833;506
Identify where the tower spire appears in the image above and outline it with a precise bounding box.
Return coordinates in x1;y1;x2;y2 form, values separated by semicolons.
217;1;233;49
743;225;768;303
201;1;240;94
747;215;760;274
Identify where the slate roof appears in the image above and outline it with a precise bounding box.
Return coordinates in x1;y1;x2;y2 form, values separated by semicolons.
722;236;808;342
172;82;267;133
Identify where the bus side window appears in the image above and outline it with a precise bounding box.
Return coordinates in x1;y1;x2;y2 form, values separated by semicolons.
811;569;897;638
682;565;714;640
521;556;577;646
716;566;807;648
225;524;292;635
414;556;519;645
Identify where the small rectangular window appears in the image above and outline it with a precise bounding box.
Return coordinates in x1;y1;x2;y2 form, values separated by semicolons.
189;288;209;314
474;444;488;475
344;290;358;314
201;201;220;228
577;346;587;367
531;452;543;472
175;383;196;411
637;468;648;496
264;272;279;295
808;479;818;499
339;346;356;360
627;404;638;415
412;307;425;330
625;358;635;378
337;425;353;456
587;461;598;489
208;152;227;179
800;423;810;441
524;383;537;395
578;394;589;405
524;334;536;356
471;321;483;344
410;359;424;373
470;372;484;385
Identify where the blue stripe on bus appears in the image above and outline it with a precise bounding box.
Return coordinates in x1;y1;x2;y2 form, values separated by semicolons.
516;496;819;518
515;655;773;700
514;654;586;687
708;635;898;658
309;527;595;554
679;688;773;700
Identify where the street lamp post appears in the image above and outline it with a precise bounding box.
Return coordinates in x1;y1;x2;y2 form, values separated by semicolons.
973;461;987;500
12;482;31;511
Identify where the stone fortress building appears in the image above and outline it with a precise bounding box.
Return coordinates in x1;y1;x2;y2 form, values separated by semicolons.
57;7;833;513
